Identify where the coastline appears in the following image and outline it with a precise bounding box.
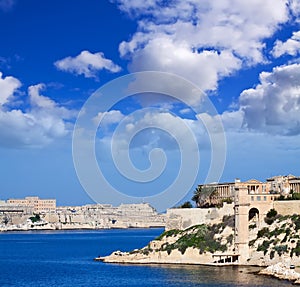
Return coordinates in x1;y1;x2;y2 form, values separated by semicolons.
0;225;165;233
97;215;300;285
97;251;300;285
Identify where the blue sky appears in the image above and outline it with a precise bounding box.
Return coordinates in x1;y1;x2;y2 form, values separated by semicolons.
1;0;300;211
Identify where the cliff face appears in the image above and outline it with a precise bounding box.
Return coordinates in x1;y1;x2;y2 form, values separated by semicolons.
101;212;300;267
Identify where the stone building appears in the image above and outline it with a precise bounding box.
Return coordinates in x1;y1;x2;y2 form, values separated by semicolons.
7;196;56;213
266;175;295;195
196;175;300;207
290;177;300;193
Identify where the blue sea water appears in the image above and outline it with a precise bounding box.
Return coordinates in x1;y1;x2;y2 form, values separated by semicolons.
0;228;293;287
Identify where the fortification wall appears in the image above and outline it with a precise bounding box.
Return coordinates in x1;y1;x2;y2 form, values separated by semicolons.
0;203;166;231
274;201;300;216
166;203;234;230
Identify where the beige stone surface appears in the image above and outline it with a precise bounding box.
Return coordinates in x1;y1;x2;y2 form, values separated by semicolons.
102;247;214;265
166;203;234;230
274;201;300;216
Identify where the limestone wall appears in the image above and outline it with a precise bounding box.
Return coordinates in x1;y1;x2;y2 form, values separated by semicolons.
274;201;300;216
166;203;234;230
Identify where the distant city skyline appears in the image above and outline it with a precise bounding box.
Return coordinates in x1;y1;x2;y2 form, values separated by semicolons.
1;1;300;209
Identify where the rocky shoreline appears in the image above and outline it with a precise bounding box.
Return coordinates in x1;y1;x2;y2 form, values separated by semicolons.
98;214;300;285
259;262;300;284
98;252;300;285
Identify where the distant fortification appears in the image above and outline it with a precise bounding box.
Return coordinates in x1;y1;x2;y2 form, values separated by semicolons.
0;202;165;231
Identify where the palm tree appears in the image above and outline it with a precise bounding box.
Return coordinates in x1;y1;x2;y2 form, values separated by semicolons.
192;185;202;207
192;185;217;207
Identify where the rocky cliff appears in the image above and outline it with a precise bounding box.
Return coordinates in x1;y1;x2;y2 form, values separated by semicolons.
99;215;235;264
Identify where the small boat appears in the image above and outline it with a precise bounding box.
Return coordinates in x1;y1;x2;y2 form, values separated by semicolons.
290;264;295;269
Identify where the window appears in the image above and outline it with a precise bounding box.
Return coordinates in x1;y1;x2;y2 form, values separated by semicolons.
251;196;254;201
257;196;261;201
264;196;267;201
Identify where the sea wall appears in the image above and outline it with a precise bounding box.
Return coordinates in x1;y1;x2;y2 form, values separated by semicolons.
165;203;234;230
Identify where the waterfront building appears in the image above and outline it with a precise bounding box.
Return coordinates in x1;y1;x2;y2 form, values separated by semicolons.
7;196;56;213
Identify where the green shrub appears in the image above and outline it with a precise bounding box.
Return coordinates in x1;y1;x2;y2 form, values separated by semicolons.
155;229;181;241
267;209;278;218
257;240;270;255
291;240;300;257
270;228;285;237
159;224;227;255
257;227;270;238
281;229;290;243
265;217;275;225
249;239;256;247
29;214;41;223
273;245;288;256
179;201;193;208
292;215;300;231
292;193;300;200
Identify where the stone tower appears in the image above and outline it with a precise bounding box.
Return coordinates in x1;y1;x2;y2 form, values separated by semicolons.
234;184;250;264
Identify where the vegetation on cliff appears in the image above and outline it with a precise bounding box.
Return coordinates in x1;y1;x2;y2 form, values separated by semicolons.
249;213;300;260
29;214;41;223
142;215;235;256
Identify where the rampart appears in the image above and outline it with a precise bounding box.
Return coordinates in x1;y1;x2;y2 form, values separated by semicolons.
166;203;234;230
274;201;300;216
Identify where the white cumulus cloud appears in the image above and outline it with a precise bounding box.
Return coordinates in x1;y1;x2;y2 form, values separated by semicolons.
0;75;75;148
113;0;289;92
127;37;241;92
272;30;300;58
0;72;21;106
54;50;121;78
238;63;300;135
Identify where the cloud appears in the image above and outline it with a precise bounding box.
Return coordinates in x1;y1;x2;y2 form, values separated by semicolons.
97;109;212;153
0;76;75;148
0;72;21;105
289;0;300;18
93;110;125;127
236;63;300;135
54;50;121;78
0;0;15;12
272;30;300;58
127;37;241;92
114;0;289;91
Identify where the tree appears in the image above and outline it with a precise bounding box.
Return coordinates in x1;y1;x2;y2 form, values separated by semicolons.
2;216;9;225
192;185;217;208
192;185;202;206
179;201;193;208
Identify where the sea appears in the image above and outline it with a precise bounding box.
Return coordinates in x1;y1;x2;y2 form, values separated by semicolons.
0;228;293;287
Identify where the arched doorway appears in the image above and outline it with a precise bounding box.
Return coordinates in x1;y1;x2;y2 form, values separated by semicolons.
249;207;259;222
